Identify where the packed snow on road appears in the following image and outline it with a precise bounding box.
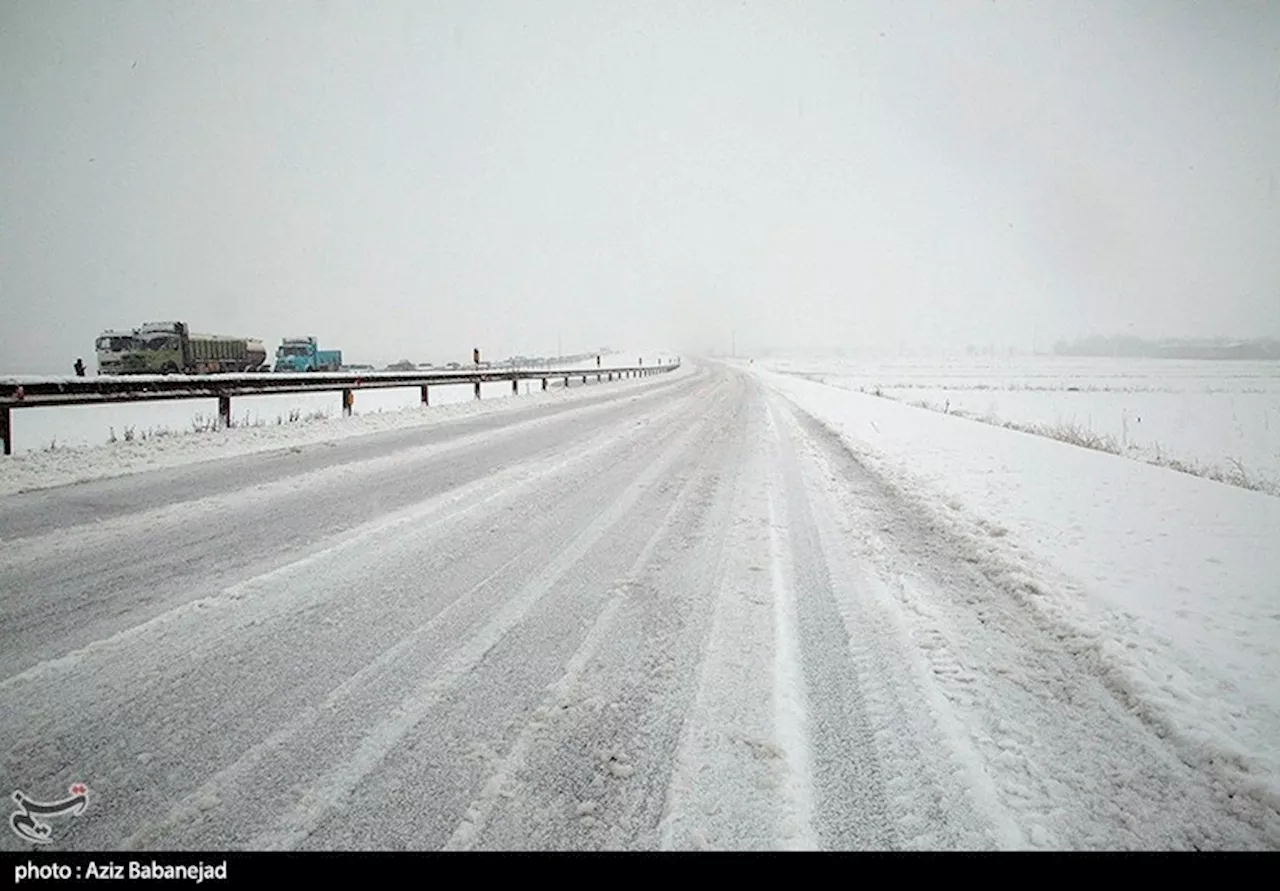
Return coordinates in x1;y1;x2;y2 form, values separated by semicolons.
1;359;1276;851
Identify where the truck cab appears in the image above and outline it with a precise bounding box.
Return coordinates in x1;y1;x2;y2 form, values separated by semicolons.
95;330;138;375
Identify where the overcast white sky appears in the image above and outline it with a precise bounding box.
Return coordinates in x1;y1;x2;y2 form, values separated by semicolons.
2;0;1278;371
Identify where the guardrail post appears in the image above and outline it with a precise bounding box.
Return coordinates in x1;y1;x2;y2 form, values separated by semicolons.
542;378;548;391
1;405;10;456
218;395;231;429
420;385;429;406
474;381;481;400
563;376;569;388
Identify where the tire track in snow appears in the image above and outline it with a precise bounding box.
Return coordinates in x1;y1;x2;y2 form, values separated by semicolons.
655;387;821;850
101;413;707;851
764;393;896;849
117;549;532;851
766;393;1019;850
0;389;700;698
247;411;714;851
105;385;718;851
0;377;708;682
441;432;714;850
439;377;751;851
761;406;819;850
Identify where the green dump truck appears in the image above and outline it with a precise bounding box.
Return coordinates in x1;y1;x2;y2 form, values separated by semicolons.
95;321;268;375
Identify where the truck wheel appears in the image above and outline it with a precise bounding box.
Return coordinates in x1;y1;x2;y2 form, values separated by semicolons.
162;363;179;375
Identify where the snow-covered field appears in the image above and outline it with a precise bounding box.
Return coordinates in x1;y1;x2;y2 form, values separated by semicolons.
759;356;1280;494
754;363;1280;838
0;360;690;497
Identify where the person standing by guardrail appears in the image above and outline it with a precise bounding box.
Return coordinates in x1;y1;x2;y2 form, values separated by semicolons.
73;358;85;377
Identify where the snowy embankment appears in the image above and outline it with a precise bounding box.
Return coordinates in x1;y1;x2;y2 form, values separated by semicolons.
0;362;692;497
756;366;1280;815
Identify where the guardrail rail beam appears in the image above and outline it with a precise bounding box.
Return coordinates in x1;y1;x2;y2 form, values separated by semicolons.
0;360;682;457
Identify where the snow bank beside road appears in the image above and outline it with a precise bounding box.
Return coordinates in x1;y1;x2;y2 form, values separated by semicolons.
0;364;693;497
757;367;1280;818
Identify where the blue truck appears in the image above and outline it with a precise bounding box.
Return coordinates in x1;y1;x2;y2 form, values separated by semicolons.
274;336;343;372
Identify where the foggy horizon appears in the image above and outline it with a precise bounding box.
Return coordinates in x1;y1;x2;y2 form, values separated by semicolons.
3;1;1278;374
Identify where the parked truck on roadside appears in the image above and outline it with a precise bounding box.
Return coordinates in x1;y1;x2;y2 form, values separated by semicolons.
274;337;343;372
95;321;267;375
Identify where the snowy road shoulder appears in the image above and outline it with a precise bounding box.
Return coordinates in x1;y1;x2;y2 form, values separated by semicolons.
756;367;1280;832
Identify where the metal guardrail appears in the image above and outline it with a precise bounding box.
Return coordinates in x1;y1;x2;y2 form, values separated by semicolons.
0;360;681;456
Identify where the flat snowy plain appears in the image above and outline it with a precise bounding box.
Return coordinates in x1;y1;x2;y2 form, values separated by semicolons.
1;358;1275;851
762;355;1280;493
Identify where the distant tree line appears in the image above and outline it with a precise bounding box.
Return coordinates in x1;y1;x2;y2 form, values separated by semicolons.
1052;335;1280;360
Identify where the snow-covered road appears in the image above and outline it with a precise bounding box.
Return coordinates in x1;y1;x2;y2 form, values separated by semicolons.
0;362;1273;850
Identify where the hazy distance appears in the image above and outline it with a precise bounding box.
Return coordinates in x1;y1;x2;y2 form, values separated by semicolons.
2;1;1278;373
